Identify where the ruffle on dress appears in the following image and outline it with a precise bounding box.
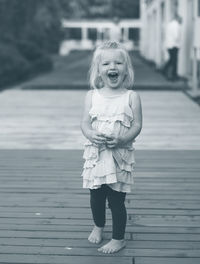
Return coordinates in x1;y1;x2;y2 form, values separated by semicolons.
89;105;133;128
82;89;136;193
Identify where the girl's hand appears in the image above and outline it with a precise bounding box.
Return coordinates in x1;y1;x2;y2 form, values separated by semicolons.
105;135;124;149
88;131;107;147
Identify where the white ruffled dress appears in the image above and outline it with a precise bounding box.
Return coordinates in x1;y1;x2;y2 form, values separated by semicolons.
82;89;136;193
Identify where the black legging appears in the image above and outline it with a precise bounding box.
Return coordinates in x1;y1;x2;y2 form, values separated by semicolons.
89;184;127;240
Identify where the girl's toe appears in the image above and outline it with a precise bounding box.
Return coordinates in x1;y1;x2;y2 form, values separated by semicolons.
105;248;109;253
103;247;107;253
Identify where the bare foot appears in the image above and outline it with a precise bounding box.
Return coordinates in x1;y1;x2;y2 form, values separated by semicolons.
98;239;126;254
88;226;103;244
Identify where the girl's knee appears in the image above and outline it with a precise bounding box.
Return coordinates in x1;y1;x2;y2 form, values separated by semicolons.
108;198;126;212
107;190;126;209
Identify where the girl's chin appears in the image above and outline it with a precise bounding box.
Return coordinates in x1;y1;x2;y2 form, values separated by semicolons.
106;80;122;88
108;83;121;89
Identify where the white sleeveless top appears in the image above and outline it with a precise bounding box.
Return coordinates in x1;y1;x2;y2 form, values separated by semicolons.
82;89;136;193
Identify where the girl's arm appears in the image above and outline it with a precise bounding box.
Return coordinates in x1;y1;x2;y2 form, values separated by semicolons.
81;90;106;145
106;91;142;148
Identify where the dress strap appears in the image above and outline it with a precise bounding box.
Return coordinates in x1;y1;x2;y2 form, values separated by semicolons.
125;90;132;107
91;89;98;107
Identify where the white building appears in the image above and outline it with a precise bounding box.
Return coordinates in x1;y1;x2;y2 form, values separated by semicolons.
60;19;141;55
140;0;200;95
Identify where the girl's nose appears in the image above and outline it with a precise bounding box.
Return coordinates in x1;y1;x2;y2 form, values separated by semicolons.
109;62;116;69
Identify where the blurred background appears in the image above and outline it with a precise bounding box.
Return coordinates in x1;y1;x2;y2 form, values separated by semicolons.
0;0;200;150
0;0;139;89
0;0;199;93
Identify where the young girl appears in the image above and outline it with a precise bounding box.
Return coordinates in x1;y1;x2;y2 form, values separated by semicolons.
81;41;142;254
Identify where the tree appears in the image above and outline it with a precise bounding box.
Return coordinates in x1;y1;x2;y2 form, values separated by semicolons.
111;0;140;18
0;0;63;53
59;0;139;19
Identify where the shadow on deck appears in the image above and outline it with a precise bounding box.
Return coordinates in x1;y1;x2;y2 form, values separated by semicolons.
0;150;200;264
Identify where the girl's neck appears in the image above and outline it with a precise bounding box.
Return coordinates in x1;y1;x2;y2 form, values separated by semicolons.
100;87;127;96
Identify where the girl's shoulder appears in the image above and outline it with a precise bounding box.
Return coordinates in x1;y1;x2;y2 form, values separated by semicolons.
84;89;94;107
85;89;100;106
86;89;94;97
85;89;95;101
128;90;141;108
128;90;139;100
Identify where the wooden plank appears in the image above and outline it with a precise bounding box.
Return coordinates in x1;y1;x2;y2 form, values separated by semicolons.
0;230;199;241
135;257;200;264
0;245;199;257
30;198;200;208
1;215;200;229
1;190;200;201
1;205;200;214
0;185;200;191
0;230;130;240
0;254;132;264
0;200;200;209
1;238;200;250
1;208;200;217
0;212;200;227
1;174;200;181
1;224;200;234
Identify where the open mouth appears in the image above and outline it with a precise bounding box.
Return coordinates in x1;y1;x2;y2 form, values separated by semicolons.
107;71;119;82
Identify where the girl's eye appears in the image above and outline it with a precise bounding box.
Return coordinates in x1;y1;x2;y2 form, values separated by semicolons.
117;62;122;65
102;63;108;65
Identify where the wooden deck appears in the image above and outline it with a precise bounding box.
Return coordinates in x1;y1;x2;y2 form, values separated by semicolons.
0;89;200;150
0;149;200;264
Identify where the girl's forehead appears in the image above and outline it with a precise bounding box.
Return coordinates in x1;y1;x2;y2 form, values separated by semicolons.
100;49;125;61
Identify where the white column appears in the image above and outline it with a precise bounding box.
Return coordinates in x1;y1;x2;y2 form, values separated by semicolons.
123;27;129;42
82;27;88;41
149;13;154;61
146;13;151;59
155;0;162;67
192;47;198;93
165;0;171;23
140;0;147;56
189;0;200;96
82;27;90;49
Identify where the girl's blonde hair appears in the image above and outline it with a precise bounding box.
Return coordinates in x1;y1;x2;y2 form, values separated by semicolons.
89;41;134;89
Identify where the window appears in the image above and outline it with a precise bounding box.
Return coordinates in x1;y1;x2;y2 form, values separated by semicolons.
65;28;81;40
129;28;140;41
88;28;97;41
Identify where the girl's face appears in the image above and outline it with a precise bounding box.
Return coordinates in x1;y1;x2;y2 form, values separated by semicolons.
98;49;127;89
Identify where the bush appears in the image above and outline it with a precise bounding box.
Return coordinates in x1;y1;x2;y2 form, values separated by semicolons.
0;40;53;88
23;21;63;54
0;42;31;87
16;40;45;62
30;55;53;75
15;39;53;75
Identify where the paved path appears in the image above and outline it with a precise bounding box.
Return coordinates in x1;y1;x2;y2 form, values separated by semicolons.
0;149;200;264
0;88;199;150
